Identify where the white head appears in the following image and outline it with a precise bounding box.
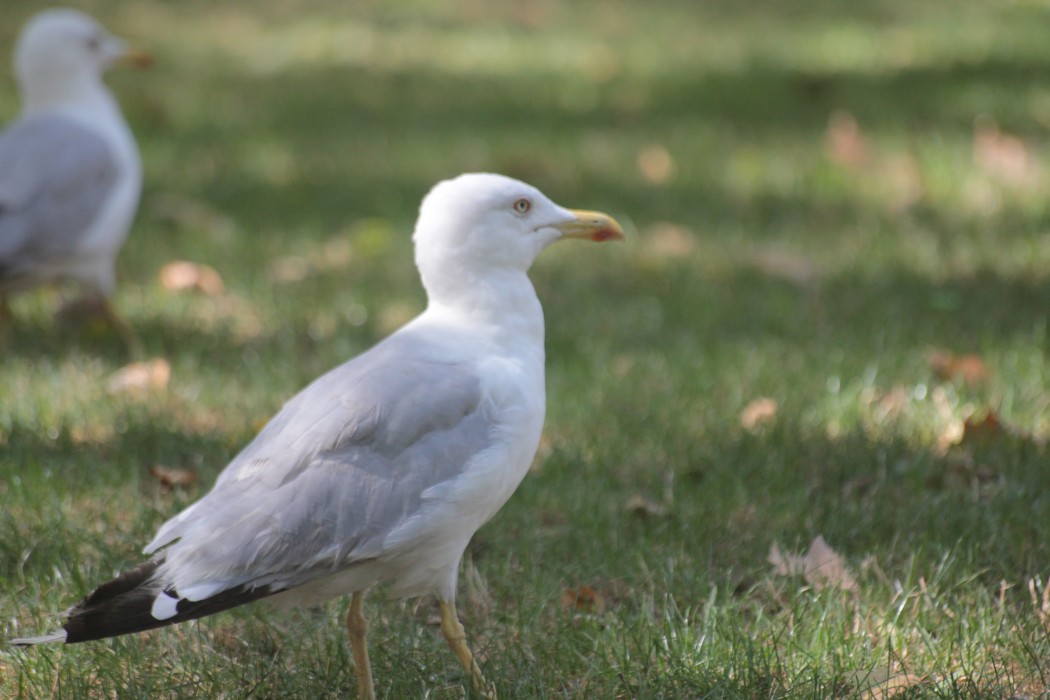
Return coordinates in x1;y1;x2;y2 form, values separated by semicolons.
14;9;145;109
413;173;623;306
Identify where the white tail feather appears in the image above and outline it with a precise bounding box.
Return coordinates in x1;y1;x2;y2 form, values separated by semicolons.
9;631;67;646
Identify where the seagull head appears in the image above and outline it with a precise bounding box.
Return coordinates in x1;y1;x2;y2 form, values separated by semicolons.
414;173;624;290
14;9;150;109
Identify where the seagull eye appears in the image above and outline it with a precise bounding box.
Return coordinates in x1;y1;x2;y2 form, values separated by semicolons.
86;35;102;51
512;198;531;215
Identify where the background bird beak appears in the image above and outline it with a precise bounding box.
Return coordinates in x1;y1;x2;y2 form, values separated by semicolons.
115;48;154;69
556;209;626;243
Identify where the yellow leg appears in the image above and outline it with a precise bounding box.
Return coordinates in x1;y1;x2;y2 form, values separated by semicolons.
439;599;496;699
346;592;376;700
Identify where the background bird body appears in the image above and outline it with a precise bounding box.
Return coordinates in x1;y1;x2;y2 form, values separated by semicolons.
0;9;143;310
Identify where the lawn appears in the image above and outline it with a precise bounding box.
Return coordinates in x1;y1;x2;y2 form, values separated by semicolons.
3;0;1050;697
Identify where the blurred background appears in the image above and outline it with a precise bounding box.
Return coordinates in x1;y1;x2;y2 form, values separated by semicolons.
3;1;1050;697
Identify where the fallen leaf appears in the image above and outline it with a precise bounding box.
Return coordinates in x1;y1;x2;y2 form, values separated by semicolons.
826;110;870;170
269;232;357;285
643;222;695;258
149;465;198;490
961;410;1003;444
851;666;926;700
561;586;605;613
769;535;858;592
106;358;171;395
928;350;990;386
159;261;225;296
974;115;1039;187
740;397;777;431
623;494;670;518
751;249;821;288
637;144;675;184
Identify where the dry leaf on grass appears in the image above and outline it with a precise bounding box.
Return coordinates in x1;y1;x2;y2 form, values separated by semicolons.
740;397;777;431
928;349;990;386
938;408;1006;453
751;249;821;288
149;465;198;491
867;385;910;421
643;222;695;258
637;144;675;184
961;410;1003;443
825;110;870;170
974;116;1039;187
851;666;926;700
107;358;171;395
769;535;858;592
623;494;670;518
269;235;355;284
159;261;225;296
561;586;605;613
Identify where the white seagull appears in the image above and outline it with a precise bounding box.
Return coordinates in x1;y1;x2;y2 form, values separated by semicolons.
12;173;624;699
0;8;148;324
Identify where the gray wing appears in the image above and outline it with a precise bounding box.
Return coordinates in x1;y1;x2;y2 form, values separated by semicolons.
0;115;119;280
146;330;492;595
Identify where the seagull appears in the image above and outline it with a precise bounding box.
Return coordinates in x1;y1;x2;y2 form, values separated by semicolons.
0;8;149;326
12;173;624;699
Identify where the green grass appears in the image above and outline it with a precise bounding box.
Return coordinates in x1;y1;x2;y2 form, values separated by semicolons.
3;0;1050;697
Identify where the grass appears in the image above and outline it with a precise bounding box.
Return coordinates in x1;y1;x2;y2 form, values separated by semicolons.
3;0;1050;697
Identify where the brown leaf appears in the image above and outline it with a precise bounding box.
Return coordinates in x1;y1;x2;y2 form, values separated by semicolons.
825;110;870;170
879;386;909;416
740;397;777;431
643;222;695;258
149;464;198;490
268;255;310;284
961;410;1003;444
637;144;675;184
623;494;670;518
107;358;171;395
751;249;821;288
159;261;225;296
561;586;605;613
928;350;990;386
974;116;1038;186
769;535;858;592
854;666;926;700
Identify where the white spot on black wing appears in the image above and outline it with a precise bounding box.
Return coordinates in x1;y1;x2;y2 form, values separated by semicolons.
150;590;180;620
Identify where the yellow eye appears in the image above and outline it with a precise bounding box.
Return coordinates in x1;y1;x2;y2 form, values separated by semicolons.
513;198;531;214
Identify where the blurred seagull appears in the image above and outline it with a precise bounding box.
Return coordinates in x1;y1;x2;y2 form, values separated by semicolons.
0;8;149;327
12;173;624;699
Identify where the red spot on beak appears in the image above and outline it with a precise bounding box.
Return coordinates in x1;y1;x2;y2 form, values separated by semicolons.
591;227;625;242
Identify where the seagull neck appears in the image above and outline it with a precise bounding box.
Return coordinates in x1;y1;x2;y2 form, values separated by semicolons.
21;76;119;120
423;269;545;344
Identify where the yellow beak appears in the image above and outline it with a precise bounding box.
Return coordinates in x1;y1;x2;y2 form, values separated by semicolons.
555;209;626;243
116;48;154;69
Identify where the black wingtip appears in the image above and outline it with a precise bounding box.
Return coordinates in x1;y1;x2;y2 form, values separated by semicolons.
61;558;279;644
64;558;166;643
